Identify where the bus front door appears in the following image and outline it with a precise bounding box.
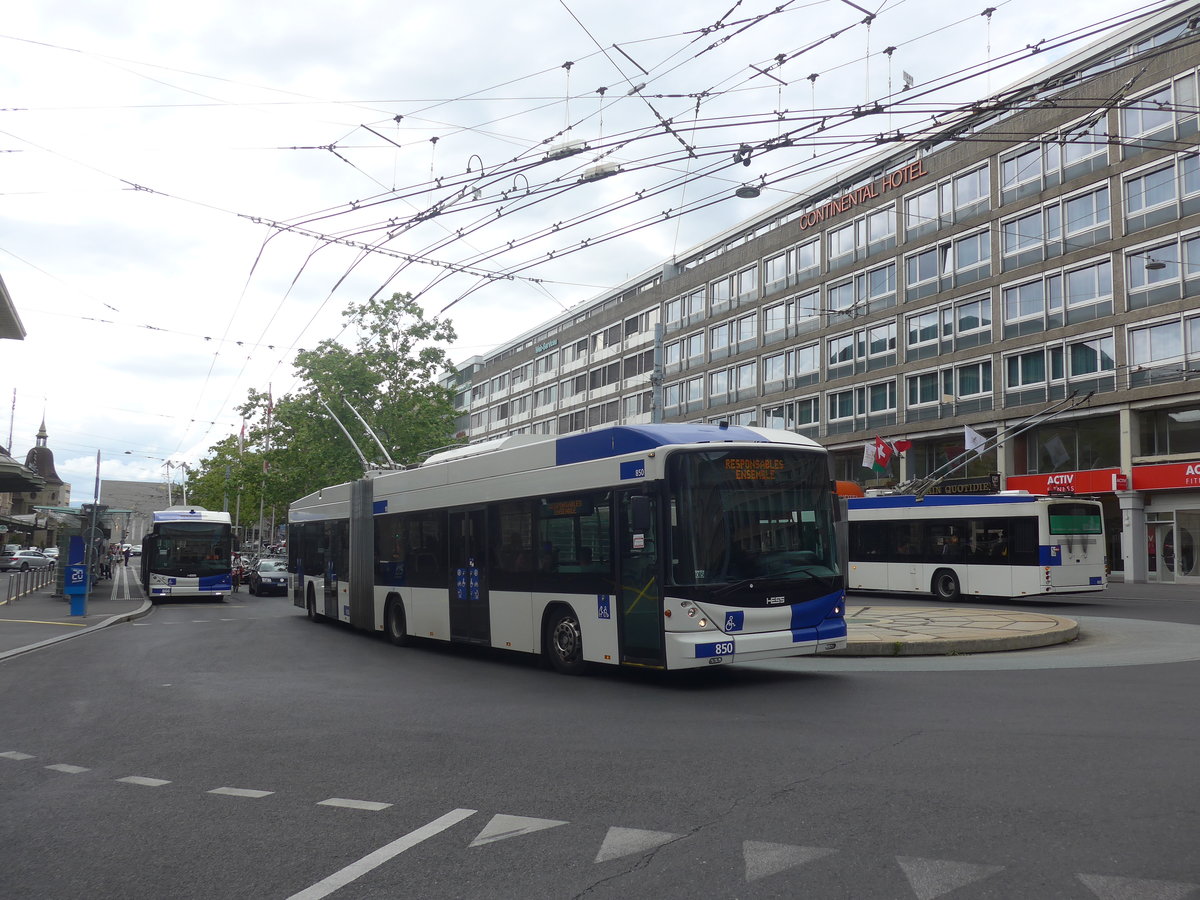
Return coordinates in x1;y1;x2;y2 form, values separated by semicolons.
617;492;665;667
448;508;491;645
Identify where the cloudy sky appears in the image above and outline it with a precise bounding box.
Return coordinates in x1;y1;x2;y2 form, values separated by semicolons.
1;0;1167;501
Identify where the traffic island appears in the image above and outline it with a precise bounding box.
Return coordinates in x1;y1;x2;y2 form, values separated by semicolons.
831;605;1080;656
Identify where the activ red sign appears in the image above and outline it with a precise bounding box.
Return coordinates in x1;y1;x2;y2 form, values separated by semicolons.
1132;461;1200;490
1005;468;1123;494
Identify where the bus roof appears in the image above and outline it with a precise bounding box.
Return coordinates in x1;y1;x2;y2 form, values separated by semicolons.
151;506;233;524
847;493;1092;510
421;423;821;469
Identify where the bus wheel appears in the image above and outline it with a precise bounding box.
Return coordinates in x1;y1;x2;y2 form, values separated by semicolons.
932;569;961;602
385;597;409;647
545;607;587;675
306;586;320;621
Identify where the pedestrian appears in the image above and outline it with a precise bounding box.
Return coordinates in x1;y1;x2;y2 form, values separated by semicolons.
231;555;242;592
124;546;132;566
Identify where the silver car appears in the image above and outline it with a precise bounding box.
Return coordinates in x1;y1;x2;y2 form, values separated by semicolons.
0;549;55;572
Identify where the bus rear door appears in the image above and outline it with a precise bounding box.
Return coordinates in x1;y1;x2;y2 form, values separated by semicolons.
617;493;664;667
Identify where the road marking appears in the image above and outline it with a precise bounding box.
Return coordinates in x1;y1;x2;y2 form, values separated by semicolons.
1;751;34;760
469;813;569;847
287;808;476;900
897;856;1004;900
595;827;682;863
45;764;89;774
1078;873;1200;899
118;776;171;787
2;619;88;628
318;798;392;811
208;787;274;798
743;841;836;882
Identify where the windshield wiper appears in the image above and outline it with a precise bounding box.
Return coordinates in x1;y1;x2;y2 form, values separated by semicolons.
709;566;837;600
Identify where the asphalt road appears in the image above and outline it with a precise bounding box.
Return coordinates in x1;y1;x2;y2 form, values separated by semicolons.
0;587;1196;899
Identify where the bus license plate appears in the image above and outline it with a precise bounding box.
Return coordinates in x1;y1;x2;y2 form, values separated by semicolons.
696;640;735;658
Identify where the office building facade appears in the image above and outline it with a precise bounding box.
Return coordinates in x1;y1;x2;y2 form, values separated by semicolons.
445;9;1200;584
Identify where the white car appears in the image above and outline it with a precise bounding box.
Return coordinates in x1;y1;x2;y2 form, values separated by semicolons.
42;546;60;560
0;549;55;571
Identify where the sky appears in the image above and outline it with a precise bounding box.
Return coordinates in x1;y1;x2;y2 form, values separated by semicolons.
0;0;1171;502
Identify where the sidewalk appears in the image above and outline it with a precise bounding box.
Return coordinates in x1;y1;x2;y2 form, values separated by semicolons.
831;605;1078;656
0;564;150;660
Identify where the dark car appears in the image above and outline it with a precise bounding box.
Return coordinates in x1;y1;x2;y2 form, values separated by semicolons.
247;558;290;595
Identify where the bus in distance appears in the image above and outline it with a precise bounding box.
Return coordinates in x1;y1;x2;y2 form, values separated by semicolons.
846;492;1106;601
288;423;847;673
140;506;234;601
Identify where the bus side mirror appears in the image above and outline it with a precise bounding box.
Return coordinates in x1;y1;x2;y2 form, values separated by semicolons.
629;495;651;532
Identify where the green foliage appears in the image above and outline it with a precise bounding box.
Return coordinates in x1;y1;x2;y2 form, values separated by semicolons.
185;293;461;526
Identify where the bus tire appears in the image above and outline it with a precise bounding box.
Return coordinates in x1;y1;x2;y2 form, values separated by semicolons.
545;606;588;675
385;596;409;647
932;569;961;602
306;585;321;621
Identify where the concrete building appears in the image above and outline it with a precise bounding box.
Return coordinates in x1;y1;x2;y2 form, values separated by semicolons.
444;8;1200;584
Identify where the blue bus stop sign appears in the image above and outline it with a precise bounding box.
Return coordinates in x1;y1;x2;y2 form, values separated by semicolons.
64;564;88;616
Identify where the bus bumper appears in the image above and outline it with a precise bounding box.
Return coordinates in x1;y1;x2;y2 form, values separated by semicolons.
664;620;847;670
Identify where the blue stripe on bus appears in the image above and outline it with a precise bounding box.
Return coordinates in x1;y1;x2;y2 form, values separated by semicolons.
1039;545;1062;566
554;424;768;466
848;495;1041;510
817;619;847;641
373;499;388;515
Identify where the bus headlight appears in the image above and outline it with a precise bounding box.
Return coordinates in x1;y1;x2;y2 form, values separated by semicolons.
698;618;707;627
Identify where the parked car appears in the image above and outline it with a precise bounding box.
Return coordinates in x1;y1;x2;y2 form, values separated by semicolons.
42;546;60;560
0;549;55;572
247;558;290;595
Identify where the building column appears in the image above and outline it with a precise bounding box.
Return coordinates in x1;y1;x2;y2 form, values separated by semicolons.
1119;491;1147;583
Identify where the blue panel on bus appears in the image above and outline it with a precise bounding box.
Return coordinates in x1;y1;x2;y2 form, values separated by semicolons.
696;639;736;658
817;619;847;641
1039;545;1062;566
555;424;768;466
373;499;388;515
722;610;744;632
790;591;843;629
790;626;818;645
1089;576;1103;585
619;460;646;480
200;573;231;590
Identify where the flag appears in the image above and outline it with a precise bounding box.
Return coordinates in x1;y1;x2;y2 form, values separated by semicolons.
964;425;986;455
863;436;894;473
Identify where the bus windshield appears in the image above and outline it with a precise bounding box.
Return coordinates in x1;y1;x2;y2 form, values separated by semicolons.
666;448;838;586
153;523;231;577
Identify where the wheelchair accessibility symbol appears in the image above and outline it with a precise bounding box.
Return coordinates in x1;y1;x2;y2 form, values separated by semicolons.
724;611;744;632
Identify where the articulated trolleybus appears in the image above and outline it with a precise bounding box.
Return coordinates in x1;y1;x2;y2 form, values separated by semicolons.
141;506;234;601
847;493;1107;600
289;424;846;673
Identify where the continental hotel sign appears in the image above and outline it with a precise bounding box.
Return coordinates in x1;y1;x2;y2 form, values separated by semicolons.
796;159;928;232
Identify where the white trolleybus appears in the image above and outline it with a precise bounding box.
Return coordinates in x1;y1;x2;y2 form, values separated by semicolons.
288;423;847;673
846;492;1107;601
140;506;234;601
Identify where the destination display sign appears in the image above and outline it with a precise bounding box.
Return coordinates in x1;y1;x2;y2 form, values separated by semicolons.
724;457;786;481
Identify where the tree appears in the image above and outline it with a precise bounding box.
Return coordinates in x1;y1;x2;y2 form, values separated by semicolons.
186;293;460;527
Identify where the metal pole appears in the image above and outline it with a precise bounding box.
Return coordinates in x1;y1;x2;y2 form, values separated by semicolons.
650;323;663;424
83;450;99;613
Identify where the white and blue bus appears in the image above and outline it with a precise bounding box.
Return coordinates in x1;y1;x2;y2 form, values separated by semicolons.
140;507;234;601
847;492;1107;601
288;424;847;673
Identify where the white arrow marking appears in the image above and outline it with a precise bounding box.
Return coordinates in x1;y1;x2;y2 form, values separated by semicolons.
595;827;682;862
1078;873;1200;900
744;841;836;882
469;814;568;847
897;856;1004;900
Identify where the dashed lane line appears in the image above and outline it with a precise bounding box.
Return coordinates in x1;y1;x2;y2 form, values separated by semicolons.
208;786;274;798
318;798;393;811
118;776;171;787
45;763;89;774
